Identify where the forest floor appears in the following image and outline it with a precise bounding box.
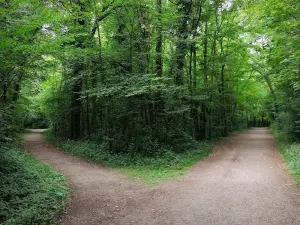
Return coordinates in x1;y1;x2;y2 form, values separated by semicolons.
24;128;300;225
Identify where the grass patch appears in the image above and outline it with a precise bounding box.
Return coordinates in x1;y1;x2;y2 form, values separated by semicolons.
115;146;211;184
44;132;211;184
0;145;69;224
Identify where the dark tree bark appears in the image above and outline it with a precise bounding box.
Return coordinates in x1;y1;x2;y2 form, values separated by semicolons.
220;38;228;136
70;62;83;140
147;0;163;131
264;74;279;117
155;0;163;77
203;21;208;86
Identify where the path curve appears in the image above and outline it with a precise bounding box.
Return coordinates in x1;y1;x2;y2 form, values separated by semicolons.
24;128;300;225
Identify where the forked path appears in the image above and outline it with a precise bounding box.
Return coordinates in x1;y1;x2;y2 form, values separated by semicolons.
24;128;300;225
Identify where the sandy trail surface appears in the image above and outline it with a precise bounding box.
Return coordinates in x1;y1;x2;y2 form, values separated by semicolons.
24;128;300;225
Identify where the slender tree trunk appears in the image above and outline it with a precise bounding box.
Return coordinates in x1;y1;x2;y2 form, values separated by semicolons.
204;21;208;86
264;74;278;117
220;38;228;136
70;63;83;139
154;0;164;131
193;47;197;88
156;0;163;77
91;22;103;133
189;46;193;88
85;75;90;136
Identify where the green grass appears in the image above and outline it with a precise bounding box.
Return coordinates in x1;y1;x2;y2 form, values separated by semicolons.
44;132;212;184
115;146;211;184
0;145;69;225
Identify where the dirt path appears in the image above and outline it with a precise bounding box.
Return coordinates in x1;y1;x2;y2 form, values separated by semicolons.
24;128;300;225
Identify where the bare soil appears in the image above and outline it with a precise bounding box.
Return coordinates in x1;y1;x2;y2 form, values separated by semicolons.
24;128;300;225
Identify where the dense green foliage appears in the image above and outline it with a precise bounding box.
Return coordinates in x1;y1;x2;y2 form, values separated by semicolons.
245;0;300;184
1;0;274;149
24;0;270;155
0;145;68;224
0;0;299;222
0;3;69;223
45;131;211;183
246;0;300;141
0;0;52;141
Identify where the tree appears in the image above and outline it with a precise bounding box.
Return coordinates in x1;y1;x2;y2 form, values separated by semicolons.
1;0;275;153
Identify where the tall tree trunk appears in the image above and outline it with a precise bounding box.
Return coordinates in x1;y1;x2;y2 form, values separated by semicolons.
153;0;164;131
70;63;83;139
85;74;90;136
12;73;22;103
203;21;208;86
91;22;103;133
68;1;86;139
156;0;163;77
174;0;192;85
264;74;278;117
189;46;193;88
193;46;197;88
220;38;228;136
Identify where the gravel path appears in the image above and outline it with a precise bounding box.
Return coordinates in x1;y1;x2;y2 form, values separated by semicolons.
24;128;300;225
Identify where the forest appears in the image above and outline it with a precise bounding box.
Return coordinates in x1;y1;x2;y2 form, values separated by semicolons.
0;0;299;224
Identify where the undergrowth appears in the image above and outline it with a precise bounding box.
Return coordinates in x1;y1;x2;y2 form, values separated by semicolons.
276;142;300;185
44;132;212;184
271;125;300;185
0;145;68;224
